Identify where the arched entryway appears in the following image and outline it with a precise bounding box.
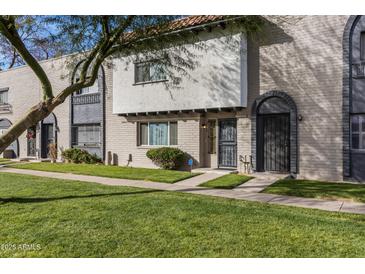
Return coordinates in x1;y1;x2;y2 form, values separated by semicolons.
343;15;365;181
70;64;105;160
0;118;19;158
39;112;57;158
251;90;298;174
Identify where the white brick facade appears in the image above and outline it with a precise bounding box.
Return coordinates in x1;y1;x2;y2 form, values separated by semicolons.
256;16;348;181
0;16;353;181
0;56;71;159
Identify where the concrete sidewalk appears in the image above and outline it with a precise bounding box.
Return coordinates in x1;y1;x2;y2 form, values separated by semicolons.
233;172;286;193
174;172;224;187
1;167;365;215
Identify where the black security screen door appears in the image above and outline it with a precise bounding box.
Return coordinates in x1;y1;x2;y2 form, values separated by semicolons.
259;114;290;172
218;119;237;168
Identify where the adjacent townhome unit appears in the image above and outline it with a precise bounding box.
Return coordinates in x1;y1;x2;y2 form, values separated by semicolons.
0;55;106;161
1;15;365;183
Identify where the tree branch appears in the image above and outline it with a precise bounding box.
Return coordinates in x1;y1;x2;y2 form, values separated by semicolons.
101;16;110;38
53;16;136;106
8;48;17;69
0;16;53;100
76;16;136;85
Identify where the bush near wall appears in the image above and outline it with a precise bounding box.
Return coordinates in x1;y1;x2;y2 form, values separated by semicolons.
61;148;102;164
146;147;185;170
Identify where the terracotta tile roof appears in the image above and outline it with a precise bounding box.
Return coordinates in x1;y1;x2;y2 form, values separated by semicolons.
168;15;226;30
123;15;234;42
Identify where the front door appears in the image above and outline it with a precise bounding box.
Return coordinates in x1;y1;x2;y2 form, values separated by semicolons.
258;114;290;172
218;119;237;168
41;124;54;158
27;126;37;157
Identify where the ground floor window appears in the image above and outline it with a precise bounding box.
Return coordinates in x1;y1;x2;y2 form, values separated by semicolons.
351;115;365;150
139;121;177;146
72;124;101;147
0;88;8;104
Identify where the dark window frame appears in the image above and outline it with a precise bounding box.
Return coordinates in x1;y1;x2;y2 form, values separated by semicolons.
134;60;168;85
361;32;365;61
71;123;101;148
351;114;365;150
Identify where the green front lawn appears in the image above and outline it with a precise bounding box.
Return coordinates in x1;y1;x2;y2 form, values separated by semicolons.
0;158;13;165
11;162;197;183
1;173;365;257
263;179;365;203
199;174;253;189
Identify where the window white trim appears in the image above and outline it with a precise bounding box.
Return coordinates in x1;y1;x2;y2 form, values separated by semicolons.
0;88;9;105
138;121;177;147
75;78;99;96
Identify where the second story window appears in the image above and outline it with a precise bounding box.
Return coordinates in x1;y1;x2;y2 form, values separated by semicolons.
134;61;167;84
0;88;9;105
76;78;99;95
361;32;365;61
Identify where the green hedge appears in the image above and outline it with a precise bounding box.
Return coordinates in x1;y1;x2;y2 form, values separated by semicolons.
146;147;185;170
61;148;101;164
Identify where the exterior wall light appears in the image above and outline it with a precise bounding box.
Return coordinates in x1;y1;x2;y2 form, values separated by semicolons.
298;114;303;121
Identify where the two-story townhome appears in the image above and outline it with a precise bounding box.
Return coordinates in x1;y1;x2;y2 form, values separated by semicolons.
0;54;105;160
1;15;365;182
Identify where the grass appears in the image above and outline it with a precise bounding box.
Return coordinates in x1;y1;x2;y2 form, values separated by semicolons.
11;162;198;183
199;174;253;189
263;179;365;203
1;173;365;257
0;158;13;165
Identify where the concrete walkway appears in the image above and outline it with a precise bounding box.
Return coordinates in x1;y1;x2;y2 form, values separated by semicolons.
234;172;287;193
174;172;224;187
1;167;365;215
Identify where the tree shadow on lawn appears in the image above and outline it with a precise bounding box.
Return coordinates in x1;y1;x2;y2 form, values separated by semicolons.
0;189;162;205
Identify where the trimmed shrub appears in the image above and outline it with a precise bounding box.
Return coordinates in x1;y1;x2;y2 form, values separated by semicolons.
146;147;185;170
61;148;101;164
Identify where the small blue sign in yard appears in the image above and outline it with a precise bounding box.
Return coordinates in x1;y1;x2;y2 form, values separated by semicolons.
187;158;193;172
188;158;194;172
